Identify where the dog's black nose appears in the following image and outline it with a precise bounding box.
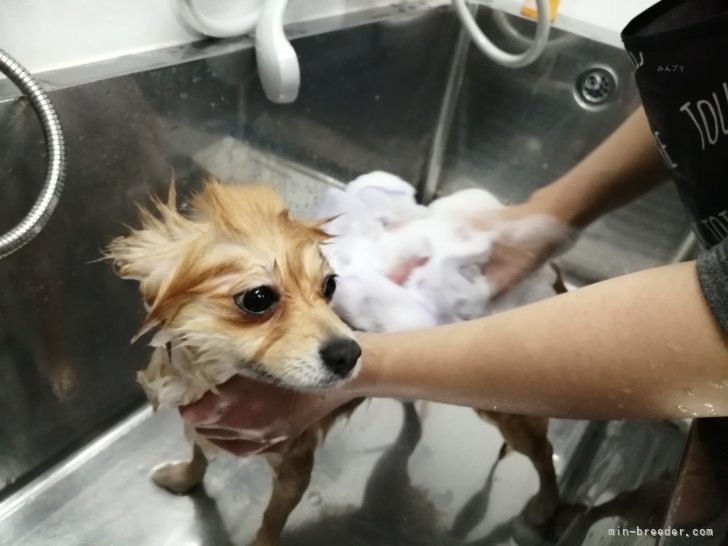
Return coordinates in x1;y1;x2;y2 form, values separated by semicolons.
319;338;362;377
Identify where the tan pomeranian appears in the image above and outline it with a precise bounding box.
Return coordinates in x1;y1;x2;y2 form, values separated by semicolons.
107;179;558;546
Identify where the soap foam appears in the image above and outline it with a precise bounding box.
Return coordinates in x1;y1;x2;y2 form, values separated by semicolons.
318;172;559;332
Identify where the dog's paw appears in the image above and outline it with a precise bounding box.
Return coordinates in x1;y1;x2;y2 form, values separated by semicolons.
151;461;204;495
523;491;559;527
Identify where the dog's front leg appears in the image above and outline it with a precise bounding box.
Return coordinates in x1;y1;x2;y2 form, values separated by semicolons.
151;441;209;495
254;431;316;546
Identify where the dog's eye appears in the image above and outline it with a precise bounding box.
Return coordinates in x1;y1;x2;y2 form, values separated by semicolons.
323;274;337;300
234;286;279;315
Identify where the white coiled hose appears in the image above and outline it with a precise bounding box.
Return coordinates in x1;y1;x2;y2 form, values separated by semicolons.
452;0;551;68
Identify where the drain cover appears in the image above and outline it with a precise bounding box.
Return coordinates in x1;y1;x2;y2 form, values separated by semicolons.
574;66;617;110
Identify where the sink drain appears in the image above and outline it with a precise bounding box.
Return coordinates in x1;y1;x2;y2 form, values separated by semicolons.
574;65;618;110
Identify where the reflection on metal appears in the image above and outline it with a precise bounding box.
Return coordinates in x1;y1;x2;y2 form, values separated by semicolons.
420;15;471;204
0;406;152;523
670;232;698;263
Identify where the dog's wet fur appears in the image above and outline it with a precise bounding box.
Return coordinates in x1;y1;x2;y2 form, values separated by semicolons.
107;179;558;545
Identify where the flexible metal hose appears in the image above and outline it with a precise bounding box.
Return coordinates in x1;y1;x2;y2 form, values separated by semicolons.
0;49;65;259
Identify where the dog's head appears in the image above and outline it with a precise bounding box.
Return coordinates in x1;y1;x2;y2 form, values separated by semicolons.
107;179;360;391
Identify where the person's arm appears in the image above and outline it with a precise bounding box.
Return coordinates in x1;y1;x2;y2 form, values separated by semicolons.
482;107;667;295
183;257;728;457
351;260;728;420
523;106;666;228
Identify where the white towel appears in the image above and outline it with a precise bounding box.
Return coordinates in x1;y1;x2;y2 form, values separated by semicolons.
318;171;558;332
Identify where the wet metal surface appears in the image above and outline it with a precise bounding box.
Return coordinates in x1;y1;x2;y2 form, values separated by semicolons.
0;8;458;496
0;401;686;546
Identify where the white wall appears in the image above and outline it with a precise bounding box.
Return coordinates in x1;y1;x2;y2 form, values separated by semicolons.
0;0;660;75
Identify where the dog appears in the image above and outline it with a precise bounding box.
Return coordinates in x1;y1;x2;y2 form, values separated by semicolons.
107;179;559;546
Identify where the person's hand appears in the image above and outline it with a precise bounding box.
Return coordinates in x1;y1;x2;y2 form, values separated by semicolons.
472;201;577;297
385;199;577;298
180;375;357;456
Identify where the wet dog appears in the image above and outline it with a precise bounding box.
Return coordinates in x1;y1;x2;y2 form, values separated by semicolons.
107;179;558;546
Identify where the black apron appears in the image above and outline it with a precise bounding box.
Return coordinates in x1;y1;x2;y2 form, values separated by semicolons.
622;0;728;249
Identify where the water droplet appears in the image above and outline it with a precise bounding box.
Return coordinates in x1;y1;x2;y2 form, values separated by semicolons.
677;405;688;413
704;403;714;409
607;394;617;400
622;388;633;394
308;492;322;506
617;403;625;409
684;387;695;396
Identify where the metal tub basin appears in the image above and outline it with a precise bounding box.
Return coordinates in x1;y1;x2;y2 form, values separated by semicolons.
0;6;696;545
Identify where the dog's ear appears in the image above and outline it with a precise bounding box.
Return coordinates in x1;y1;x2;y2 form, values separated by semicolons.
130;242;213;342
106;182;197;337
299;216;334;242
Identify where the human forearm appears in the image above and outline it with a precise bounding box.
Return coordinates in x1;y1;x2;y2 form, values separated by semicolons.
529;107;666;228
350;261;728;420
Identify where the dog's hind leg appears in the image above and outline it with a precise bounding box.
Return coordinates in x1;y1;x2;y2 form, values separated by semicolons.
254;431;316;546
152;441;209;495
477;411;558;526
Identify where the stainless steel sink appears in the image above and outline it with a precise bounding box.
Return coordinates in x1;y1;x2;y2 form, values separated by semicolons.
0;5;695;545
431;10;694;283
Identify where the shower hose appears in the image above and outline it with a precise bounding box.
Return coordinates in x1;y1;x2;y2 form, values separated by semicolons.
0;49;65;259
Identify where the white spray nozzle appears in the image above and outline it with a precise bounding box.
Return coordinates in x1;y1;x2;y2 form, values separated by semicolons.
255;0;300;103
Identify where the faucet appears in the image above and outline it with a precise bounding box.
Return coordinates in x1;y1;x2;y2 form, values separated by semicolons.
177;0;550;103
178;0;299;103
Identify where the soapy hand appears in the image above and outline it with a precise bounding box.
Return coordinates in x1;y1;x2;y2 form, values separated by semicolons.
473;202;577;297
180;375;356;456
386;201;577;297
